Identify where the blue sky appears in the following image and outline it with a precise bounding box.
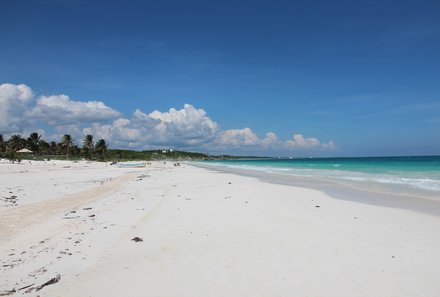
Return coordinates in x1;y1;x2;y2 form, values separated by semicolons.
1;0;439;156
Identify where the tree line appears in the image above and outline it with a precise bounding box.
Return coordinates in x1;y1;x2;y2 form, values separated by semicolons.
0;133;108;162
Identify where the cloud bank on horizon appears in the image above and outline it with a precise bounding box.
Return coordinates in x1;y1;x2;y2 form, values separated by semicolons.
0;83;336;155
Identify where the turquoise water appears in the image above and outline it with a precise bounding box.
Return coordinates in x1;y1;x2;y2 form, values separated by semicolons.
203;156;440;198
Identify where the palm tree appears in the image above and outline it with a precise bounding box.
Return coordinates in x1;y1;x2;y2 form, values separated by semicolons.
27;132;41;154
39;140;50;155
8;134;25;152
60;134;73;159
95;139;107;161
6;134;25;162
0;134;5;156
72;144;81;157
49;141;58;156
82;134;94;160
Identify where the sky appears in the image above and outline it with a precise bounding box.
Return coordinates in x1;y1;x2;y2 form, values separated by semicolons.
1;0;439;157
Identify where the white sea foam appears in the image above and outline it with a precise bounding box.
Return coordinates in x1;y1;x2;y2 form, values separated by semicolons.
201;162;440;194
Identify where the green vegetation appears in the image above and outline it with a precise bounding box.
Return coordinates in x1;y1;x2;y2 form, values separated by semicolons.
95;139;108;161
0;132;228;162
61;134;74;159
0;133;83;162
0;132;264;162
106;149;210;161
82;134;95;160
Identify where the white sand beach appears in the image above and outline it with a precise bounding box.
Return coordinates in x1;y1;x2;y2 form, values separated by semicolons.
1;160;440;296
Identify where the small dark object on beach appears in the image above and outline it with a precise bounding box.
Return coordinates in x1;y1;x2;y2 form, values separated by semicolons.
3;196;17;203
315;205;320;208
36;274;60;291
18;283;34;291
131;237;143;242
83;207;93;210
228;182;231;184
88;214;95;218
0;289;16;296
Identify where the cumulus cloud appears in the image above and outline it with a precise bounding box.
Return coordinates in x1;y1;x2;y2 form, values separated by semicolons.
286;134;336;150
85;104;219;149
0;83;336;154
0;83;34;133
261;132;278;148
218;128;259;146
135;104;219;145
216;129;335;152
83;119;144;148
322;141;337;150
217;129;280;148
28;94;121;125
0;83;120;136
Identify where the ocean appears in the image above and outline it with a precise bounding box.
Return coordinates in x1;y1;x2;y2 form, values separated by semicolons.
201;156;440;201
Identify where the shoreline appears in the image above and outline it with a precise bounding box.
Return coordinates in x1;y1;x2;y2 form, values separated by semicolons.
192;162;440;217
1;160;440;296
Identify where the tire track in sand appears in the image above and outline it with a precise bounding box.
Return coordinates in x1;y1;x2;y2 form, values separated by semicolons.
0;172;138;238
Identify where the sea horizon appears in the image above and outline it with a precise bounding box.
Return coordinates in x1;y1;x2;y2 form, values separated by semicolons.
225;154;440;160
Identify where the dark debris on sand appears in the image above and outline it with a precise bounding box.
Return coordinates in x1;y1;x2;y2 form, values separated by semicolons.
36;274;61;291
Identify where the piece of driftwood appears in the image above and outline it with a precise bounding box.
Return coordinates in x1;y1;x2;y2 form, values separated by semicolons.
0;289;16;296
18;283;34;291
36;274;61;291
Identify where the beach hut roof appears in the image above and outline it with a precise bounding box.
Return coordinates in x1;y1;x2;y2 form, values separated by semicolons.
17;148;33;153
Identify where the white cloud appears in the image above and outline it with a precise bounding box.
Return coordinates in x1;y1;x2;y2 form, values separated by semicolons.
0;83;336;154
28;94;121;125
48;124;85;143
218;128;259;146
286;134;336;150
261;132;278;148
84;119;336;153
0;83;34;133
82;104;220;149
84;119;143;145
323;141;337;150
132;104;219;146
0;83;120;136
217;129;335;152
